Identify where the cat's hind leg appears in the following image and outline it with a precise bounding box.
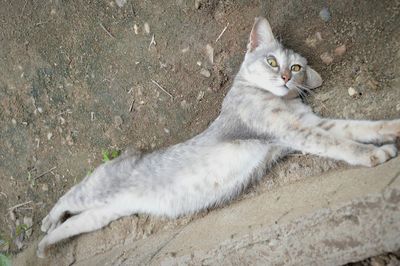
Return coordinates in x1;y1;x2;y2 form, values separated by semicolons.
37;206;122;258
40;183;108;234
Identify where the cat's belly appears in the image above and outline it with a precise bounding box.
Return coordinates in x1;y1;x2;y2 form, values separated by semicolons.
128;140;287;217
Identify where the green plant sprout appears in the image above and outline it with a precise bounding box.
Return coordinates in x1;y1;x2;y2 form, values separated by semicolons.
102;149;121;163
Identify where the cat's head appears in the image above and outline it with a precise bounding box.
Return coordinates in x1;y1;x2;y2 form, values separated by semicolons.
239;17;322;97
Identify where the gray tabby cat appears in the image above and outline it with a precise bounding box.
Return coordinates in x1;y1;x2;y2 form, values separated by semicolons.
37;17;400;257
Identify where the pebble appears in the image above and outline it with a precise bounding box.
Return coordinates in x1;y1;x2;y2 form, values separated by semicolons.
319;7;331;22
370;257;386;266
11;118;17;125
366;79;378;90
144;23;150;35
334;44;346;56
133;24;139;35
180;100;190;110
396;103;400;111
66;135;74;146
114;115;123;128
196;91;205;101
115;0;127;8
42;183;49;191
348;87;358;97
206;44;214;64
23;217;33;238
200;68;211;78
163;128;170;134
320;52;333;65
305;32;323;48
195;0;201;9
47;132;53;140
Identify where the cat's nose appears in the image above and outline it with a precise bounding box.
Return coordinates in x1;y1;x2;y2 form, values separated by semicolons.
281;73;291;83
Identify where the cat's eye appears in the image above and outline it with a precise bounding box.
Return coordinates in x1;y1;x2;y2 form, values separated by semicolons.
291;64;302;72
266;57;278;68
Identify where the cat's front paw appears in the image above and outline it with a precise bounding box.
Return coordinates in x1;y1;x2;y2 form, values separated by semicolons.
378;120;400;142
367;144;397;167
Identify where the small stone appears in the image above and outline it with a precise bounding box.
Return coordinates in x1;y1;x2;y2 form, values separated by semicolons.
370;257;386;266
163;128;170;134
348;87;358;97
319;7;331;22
315;32;322;41
305;36;318;48
194;0;201;9
42;183;49;191
334;44;346;56
205;44;214;64
115;0;127;8
366;79;378;90
11;118;17;125
144;22;150;34
66;135;74;146
180;100;190;110
134;24;139;35
196;61;202;66
47;132;53;140
320;52;333;65
37;107;43;113
196;91;205;101
114;115;123;128
200;68;211;78
23;216;33;238
396;103;400;111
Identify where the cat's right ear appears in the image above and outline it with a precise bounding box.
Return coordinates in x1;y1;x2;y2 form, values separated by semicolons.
247;17;275;52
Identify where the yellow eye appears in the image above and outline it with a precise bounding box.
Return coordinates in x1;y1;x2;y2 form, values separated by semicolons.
266;57;278;67
291;64;302;72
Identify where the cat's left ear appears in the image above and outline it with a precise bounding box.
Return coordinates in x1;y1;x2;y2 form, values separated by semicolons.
305;66;323;89
248;17;275;52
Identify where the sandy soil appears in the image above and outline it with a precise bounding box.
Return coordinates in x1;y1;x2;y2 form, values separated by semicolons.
1;0;399;264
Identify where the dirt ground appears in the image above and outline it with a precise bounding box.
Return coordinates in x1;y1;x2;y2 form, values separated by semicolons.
1;0;399;264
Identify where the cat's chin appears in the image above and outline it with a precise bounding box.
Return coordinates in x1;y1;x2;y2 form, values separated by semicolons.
268;86;290;97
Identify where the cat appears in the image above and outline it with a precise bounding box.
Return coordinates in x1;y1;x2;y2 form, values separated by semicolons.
37;17;400;258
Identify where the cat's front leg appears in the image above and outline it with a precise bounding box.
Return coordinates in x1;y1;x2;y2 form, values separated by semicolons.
278;126;397;167
316;119;400;144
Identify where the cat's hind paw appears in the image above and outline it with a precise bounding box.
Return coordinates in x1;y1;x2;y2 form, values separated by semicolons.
37;237;49;258
41;214;61;233
368;144;397;167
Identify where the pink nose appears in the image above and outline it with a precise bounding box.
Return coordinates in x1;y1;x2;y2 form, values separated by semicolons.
281;74;291;83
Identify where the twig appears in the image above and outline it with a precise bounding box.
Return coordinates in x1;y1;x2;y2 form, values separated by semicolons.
148;34;156;50
8;201;33;211
34;166;57;180
56;109;72;116
130;2;136;17
20;0;28;18
99;22;115;39
129;99;135;112
0;191;7;198
215;22;229;43
151;80;173;99
35;20;50;27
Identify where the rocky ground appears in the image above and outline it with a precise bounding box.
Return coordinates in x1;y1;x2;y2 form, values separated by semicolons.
1;0;399;265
